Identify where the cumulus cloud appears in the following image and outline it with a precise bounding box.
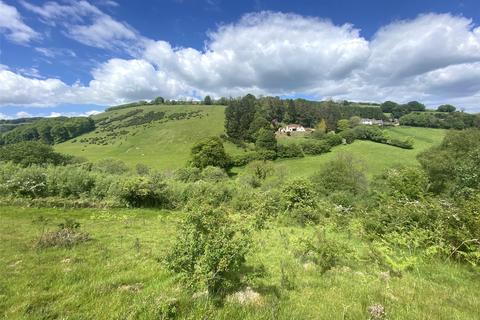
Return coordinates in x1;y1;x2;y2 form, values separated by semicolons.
2;11;480;112
21;0;142;50
0;0;39;44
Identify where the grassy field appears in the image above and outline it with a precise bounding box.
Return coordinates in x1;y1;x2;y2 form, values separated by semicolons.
269;127;446;179
1;206;478;319
55;105;244;171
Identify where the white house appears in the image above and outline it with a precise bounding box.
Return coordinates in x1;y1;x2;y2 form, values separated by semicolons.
279;124;306;133
360;118;384;126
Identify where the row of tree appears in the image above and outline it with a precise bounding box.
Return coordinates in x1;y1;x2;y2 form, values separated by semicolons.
0;117;95;145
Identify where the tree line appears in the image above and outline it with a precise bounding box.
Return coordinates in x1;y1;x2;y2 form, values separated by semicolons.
0;117;95;145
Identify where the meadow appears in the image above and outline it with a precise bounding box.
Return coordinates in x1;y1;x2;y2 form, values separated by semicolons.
55;105;244;171
1;206;479;319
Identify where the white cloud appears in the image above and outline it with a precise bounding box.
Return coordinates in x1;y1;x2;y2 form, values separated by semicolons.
2;11;480;112
0;112;11;119
16;111;32;118
35;47;76;58
21;0;142;50
0;0;39;44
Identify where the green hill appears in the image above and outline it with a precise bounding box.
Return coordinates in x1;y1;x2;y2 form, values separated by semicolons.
55;104;243;171
56;104;445;175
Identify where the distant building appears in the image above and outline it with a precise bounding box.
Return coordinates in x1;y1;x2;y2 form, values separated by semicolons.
360;118;384;126
279;124;307;133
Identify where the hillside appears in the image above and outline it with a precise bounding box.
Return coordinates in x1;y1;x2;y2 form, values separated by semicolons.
55;104;244;170
269;127;446;178
56;104;446;175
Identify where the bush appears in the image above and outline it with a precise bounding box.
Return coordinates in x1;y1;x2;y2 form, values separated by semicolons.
311;153;367;196
231;151;261;167
191;137;231;169
0;141;70;166
322;133;343;147
94;159;130;175
46;166;96;197
293;229;352;273
119;175;170;207
181;181;233;209
36;218;90;248
164;206;251;297
200;166;229;182
299;140;331;155
175;167;201;182
277;144;304;158
380;167;429;200
281;178;317;211
5;166;48;197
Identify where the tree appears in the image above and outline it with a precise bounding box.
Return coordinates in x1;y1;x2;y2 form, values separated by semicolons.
255;128;277;151
336;119;350;132
190;137;231;169
380;101;399;113
315;119;327;134
224;94;256;140
0;141;70;167
349;116;361;128
437;104;456;112
248;113;270;141
203;95;213;105
154;96;165;104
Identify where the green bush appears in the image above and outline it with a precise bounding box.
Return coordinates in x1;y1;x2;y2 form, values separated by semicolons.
94;159;130;175
164;206;251;297
46;166;96;197
311;152;367;196
293;229;352;273
276;144;304;158
119;175;170;207
0;141;70;166
299;140;331;155
181;181;233;209
200;166;228;182
5;166;48;197
281;178;317;211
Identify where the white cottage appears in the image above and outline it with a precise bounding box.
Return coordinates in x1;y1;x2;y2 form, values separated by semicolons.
360;118;384;126
279;124;306;133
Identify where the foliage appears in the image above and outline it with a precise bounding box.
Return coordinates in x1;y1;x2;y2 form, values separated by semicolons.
0;141;71;166
190;136;231;169
225;94;256;140
0;117;95;145
336;119;350;132
293;229;352;273
255;128;277;151
400;111;477;129
94;159;130;175
380;166;429;200
418;129;480;195
119;175;170;208
164;206;251;297
281;178;317;211
311;152;367;196
204;95;213;105
299;140;331;155
276;144;304;158
437;104;456;112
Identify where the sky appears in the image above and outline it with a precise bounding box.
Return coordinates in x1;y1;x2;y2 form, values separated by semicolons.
1;0;480;118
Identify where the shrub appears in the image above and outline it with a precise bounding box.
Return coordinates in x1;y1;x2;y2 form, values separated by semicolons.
119;175;170;207
175;167;201;182
322;134;343;147
164;206;251;297
94;159;130;175
5;166;48;197
381;166;429;200
299;140;331;155
181;181;233;209
36;218;90;248
191;137;231;169
276;144;304;158
281;178;317;210
200;166;228;182
135;163;150;175
311;152;367;196
0;141;70;166
46;166;96;197
231;151;261;167
293;229;351;273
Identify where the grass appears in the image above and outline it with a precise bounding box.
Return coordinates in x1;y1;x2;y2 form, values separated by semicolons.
55;105;244;171
1;206;479;319
268;127;446;179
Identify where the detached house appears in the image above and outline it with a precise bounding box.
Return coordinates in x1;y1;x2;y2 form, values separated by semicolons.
360;118;384;126
279;124;307;133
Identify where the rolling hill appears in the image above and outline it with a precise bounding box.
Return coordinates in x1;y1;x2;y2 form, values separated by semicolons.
56;104;446;175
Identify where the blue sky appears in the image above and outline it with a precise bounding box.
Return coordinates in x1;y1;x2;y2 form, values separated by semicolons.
1;0;480;118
